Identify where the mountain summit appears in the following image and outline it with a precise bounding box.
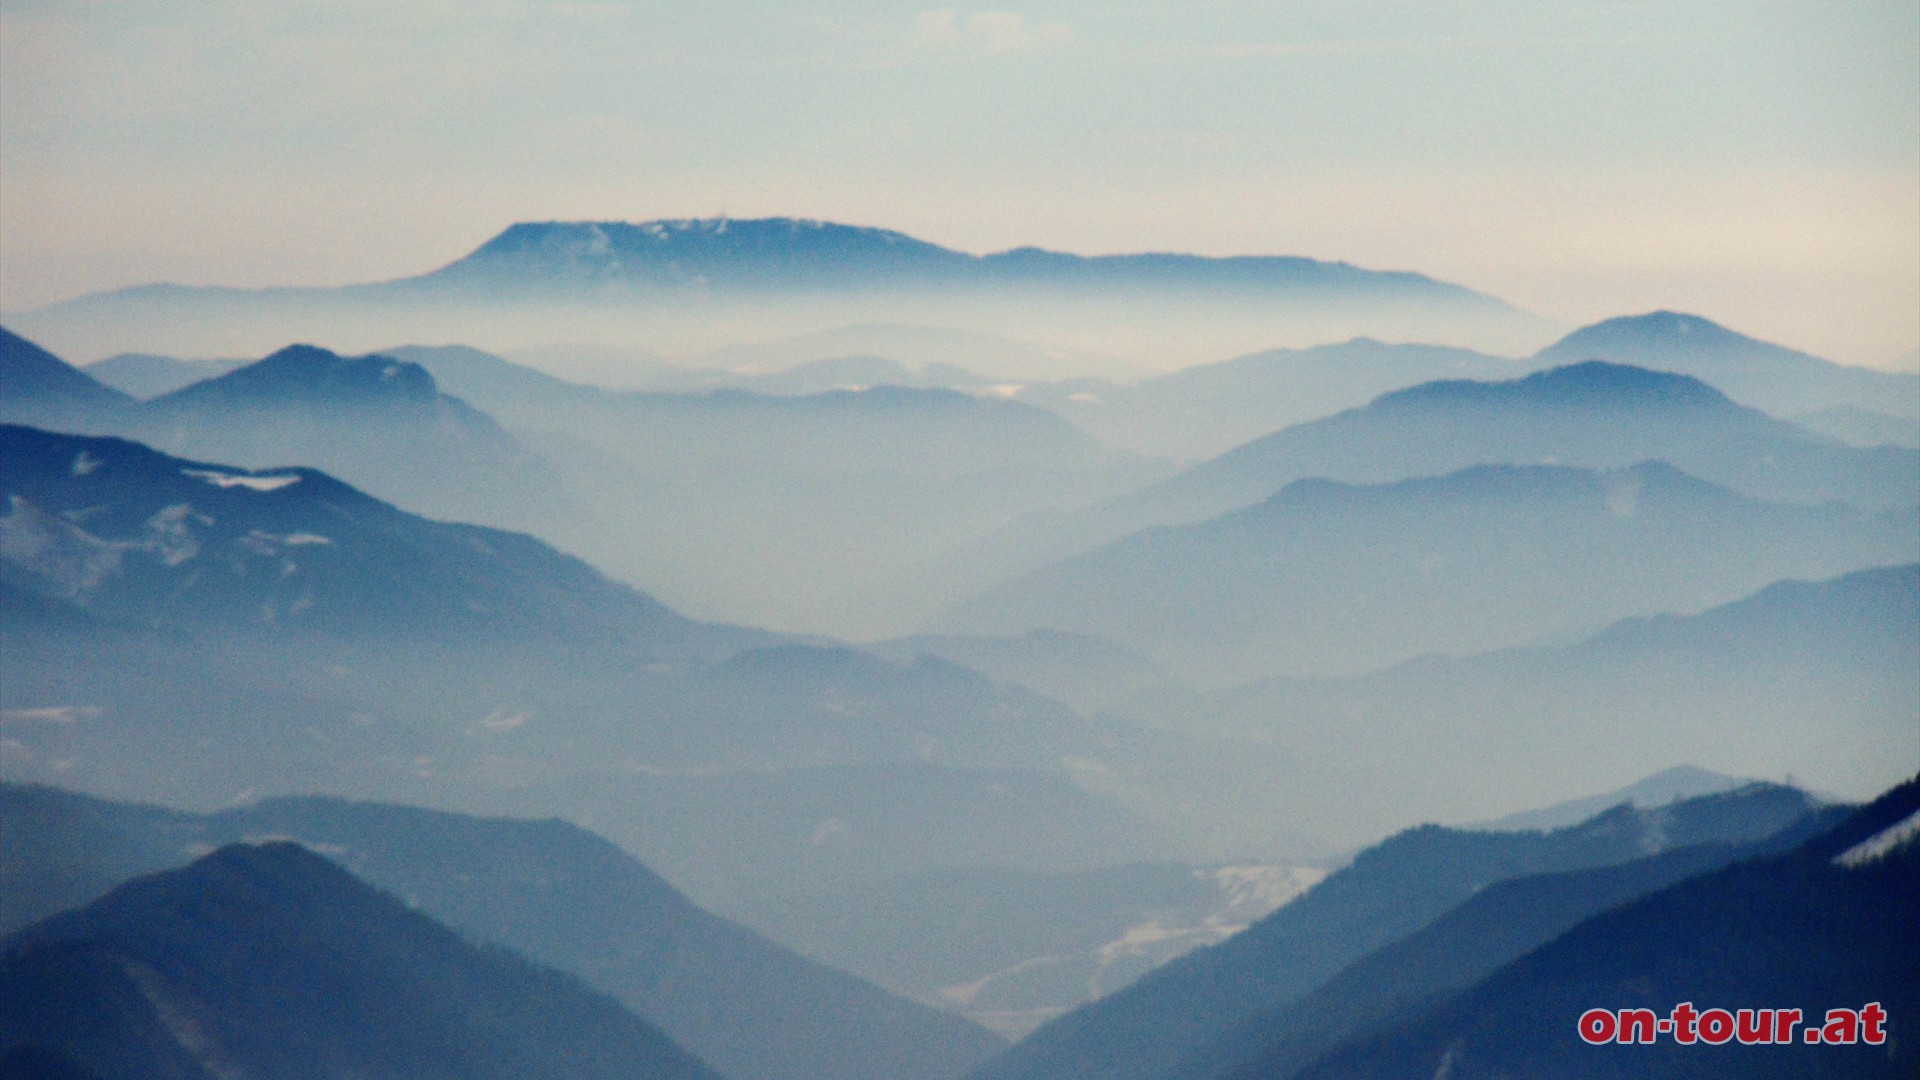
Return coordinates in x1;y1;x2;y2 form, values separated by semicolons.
1535;311;1919;418
15;219;1550;364
152;344;440;409
414;217;1504;305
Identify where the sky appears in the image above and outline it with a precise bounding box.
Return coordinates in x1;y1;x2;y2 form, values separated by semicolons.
2;0;1916;368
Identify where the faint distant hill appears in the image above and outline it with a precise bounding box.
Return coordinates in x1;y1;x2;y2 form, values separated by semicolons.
1470;765;1750;832
1283;776;1919;1080
944;460;1918;683
387;341;1114;475
1150;360;1918;520
681;322;1134;384
646;353;1004;396
1534;310;1920;419
871;629;1170;715
964;783;1832;1080
0;841;721;1080
1172;564;1920;847
84;353;244;399
1019;339;1522;460
1791;404;1920;448
383;340;1162;636
0;785;1007;1080
945;361;1919;603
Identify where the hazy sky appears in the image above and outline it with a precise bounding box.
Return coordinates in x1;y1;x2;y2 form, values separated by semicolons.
3;1;1916;367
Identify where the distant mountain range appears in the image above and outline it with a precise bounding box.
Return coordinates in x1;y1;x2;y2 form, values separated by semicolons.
1468;765;1751;832
1016;313;1918;460
50;218;1518;310
0;784;1006;1080
936;358;1919;610
1149;563;1920;846
1140;359;1917;520
5;218;1552;366
0;841;721;1080
945;459;1917;682
965;783;1840;1080
373;341;1160;635
5;327;1161;635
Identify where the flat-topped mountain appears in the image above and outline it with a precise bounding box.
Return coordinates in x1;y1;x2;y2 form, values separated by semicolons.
12;220;1551;365
412;218;1511;306
0;841;721;1080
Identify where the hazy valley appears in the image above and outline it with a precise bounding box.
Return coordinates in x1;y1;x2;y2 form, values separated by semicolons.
2;217;1915;1078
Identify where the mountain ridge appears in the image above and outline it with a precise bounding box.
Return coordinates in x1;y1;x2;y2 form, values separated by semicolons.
0;783;1008;1080
0;841;723;1080
943;458;1918;682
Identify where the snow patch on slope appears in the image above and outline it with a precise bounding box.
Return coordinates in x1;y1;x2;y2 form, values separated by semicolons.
182;468;301;492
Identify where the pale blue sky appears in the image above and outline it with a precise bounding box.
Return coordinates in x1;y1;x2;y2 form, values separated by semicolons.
3;1;1915;365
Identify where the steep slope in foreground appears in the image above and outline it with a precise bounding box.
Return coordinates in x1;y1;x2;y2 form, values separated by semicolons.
0;842;720;1080
0;325;134;431
1288;776;1920;1080
0;785;1007;1080
1185;797;1850;1080
964;784;1826;1080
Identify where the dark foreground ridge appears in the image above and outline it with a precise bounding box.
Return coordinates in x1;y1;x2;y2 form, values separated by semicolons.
0;841;721;1080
